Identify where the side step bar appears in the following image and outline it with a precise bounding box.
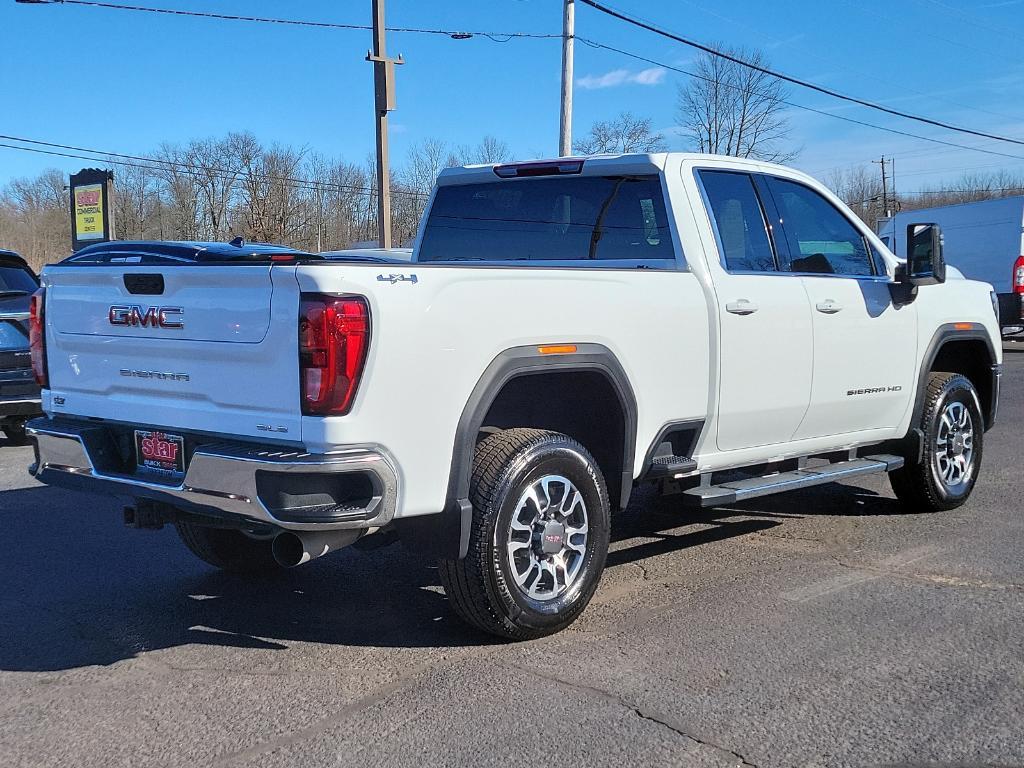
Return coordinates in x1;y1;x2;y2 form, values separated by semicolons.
644;454;699;480
682;454;905;507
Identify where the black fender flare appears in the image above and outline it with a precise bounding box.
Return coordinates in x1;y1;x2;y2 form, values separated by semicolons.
909;322;998;433
407;343;638;560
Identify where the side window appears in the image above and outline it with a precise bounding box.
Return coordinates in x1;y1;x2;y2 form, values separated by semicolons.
766;177;875;276
699;171;776;272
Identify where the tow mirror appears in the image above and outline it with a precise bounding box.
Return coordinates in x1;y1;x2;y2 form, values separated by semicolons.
906;223;946;286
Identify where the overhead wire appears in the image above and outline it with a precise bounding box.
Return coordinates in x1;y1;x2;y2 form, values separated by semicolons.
578;0;1024;147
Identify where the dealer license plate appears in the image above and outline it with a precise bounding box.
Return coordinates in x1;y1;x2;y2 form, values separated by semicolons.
134;430;186;476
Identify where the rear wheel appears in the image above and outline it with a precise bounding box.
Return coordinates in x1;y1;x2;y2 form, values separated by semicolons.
175;522;283;574
2;420;27;445
890;372;984;512
439;428;611;640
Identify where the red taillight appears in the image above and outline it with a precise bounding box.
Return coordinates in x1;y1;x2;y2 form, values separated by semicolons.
1013;255;1024;294
29;288;47;387
299;295;370;416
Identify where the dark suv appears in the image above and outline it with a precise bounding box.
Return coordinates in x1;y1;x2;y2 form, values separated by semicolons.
0;249;41;443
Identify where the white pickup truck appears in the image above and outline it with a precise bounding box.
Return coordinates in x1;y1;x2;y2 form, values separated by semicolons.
26;153;1002;639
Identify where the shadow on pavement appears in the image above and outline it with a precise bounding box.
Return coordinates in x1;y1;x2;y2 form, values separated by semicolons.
0;473;906;672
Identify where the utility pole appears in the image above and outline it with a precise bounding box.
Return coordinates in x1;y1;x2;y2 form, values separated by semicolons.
366;0;403;248
874;155;893;219
559;0;575;156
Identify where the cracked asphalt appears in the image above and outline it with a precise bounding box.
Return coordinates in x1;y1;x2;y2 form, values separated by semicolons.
1;345;1022;768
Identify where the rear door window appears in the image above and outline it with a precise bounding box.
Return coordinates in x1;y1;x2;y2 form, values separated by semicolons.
418;175;675;263
698;170;777;272
765;177;875;276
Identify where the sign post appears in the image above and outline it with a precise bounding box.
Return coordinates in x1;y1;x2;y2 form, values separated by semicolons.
69;168;115;251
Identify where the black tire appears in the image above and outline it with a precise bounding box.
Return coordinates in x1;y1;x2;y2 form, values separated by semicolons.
439;428;611;641
890;372;984;512
3;420;28;445
174;521;283;574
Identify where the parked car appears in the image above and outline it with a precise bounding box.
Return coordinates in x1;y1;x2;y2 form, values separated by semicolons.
26;154;1001;638
877;196;1024;338
0;249;41;443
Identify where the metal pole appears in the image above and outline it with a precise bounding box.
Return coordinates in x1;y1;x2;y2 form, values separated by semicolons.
367;0;402;249
559;0;575;156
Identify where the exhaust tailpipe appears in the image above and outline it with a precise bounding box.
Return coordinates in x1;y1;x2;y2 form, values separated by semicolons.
272;529;364;568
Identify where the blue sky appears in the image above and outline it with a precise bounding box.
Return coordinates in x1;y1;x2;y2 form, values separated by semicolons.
2;0;1024;192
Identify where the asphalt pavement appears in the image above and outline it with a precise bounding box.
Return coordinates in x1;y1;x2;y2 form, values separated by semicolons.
1;346;1022;768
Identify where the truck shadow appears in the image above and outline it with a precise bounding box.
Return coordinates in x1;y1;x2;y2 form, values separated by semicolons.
0;478;902;672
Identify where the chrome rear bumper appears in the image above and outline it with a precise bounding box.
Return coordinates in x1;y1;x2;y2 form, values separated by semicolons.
27;419;398;532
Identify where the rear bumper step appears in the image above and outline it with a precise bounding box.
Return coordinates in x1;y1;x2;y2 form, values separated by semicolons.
26;418;398;531
682;454;904;507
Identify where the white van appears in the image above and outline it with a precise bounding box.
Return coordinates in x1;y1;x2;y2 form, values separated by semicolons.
878;196;1024;338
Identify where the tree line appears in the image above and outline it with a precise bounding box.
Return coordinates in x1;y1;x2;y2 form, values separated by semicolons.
0;132;514;272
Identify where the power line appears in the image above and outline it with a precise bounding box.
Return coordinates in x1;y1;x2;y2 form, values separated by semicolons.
852;187;1024;205
19;1;560;42
917;0;1024;40
576;37;1024;164
0;138;429;198
675;0;1024;125
578;0;1024;147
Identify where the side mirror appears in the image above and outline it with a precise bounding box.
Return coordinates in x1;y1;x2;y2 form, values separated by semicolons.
906;223;946;286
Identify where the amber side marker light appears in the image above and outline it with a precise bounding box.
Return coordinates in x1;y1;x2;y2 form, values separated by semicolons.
954;322;975;331
538;344;578;355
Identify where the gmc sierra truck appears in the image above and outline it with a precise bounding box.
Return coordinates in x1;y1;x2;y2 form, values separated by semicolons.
26;154;1002;640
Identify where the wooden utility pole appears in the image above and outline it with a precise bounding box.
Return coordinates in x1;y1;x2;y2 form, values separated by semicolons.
366;0;403;248
559;0;575;156
874;155;892;218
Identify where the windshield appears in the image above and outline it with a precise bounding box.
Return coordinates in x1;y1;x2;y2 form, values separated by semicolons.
0;266;38;295
418;175;675;263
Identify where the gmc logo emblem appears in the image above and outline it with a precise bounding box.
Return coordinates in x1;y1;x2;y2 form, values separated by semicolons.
109;305;184;329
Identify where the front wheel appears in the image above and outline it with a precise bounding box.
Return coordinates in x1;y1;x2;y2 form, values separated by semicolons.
439;428;611;640
890;372;984;512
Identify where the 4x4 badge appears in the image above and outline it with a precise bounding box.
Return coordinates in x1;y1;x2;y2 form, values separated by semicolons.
376;273;418;285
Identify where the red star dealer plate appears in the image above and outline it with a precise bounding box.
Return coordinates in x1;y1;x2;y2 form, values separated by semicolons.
134;430;186;476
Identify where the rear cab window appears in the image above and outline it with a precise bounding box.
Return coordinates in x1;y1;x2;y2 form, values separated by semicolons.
417;175;677;266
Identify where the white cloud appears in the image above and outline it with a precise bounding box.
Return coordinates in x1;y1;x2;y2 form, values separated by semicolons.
577;67;667;90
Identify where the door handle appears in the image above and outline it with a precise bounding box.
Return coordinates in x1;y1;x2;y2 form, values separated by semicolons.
725;299;759;315
816;299;843;314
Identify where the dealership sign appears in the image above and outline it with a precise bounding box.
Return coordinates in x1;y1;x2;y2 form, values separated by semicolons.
69;168;115;251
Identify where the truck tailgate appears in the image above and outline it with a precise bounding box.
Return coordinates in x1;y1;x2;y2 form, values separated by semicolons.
43;265;303;441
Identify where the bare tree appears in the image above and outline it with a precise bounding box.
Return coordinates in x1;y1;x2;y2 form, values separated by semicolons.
403;139;459;196
825;165;886;227
677;46;796;162
456;135;512;165
573;112;666;155
0;169;69;271
903;170;1024;210
0;131;515;265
